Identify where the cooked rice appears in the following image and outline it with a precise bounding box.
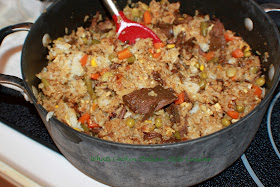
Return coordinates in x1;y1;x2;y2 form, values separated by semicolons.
37;0;265;144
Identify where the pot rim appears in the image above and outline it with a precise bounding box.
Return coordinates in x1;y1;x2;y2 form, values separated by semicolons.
22;0;280;149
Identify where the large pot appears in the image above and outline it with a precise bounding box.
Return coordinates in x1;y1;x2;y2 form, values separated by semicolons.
0;0;280;186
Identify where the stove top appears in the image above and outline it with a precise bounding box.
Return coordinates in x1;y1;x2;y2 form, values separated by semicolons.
0;0;280;186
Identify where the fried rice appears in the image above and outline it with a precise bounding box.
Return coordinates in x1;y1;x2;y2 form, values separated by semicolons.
36;0;266;144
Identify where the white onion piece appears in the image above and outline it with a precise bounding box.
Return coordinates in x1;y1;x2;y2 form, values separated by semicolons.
46;111;54;122
244;18;253;31
269;64;275;81
42;33;51;47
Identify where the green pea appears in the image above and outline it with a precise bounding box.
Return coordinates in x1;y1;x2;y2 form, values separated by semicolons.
244;51;252;58
109;54;117;61
221;118;231;127
41;77;50;88
249;66;259;74
199;79;207;90
208;57;219;64
255;77;265;87
101;72;114;82
126;118;135;128
194;62;200;69
92;39;101;45
226;67;237;78
131;8;140;17
81;123;89;132
236;105;245;113
127;55;136;63
200;21;209;37
174;131;181;139
84;75;96;99
200;72;208;80
82;37;88;45
155;117;162;128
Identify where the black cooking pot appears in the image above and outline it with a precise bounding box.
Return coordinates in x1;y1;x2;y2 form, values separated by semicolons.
1;0;280;186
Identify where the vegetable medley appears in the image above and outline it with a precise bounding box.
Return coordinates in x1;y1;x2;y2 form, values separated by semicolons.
37;0;266;144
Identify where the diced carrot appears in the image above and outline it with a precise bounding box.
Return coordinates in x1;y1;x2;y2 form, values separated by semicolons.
78;113;90;124
217;65;222;70
231;75;236;81
205;51;215;61
153;52;161;58
175;92;184;105
100;68;108;75
143;11;152;25
224;33;234;42
148;48;154;54
232;49;244;58
80;54;88;66
253;85;262;98
227;110;239;119
90;73;100;80
117;48;132;60
154;42;165;49
91;103;97;112
87;119;99;128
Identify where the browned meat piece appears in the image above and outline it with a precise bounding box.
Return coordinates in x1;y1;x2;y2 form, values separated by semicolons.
175;32;185;47
97;18;113;32
157;23;174;39
175;33;196;53
171;67;186;83
90;126;102;135
165;103;180;125
90;12;100;29
184;37;196;52
152;71;166;86
109;112;117;120
209;19;226;51
110;63;121;69
184;91;190;102
117;106;127;119
123;85;177;121
143;132;162;140
163;137;181;144
179;115;188;137
179;125;188;137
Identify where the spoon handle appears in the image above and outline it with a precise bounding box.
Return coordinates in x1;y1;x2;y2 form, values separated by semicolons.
102;0;120;16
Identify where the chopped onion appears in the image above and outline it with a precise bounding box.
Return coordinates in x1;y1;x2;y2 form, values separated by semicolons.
46;111;54;122
42;33;51;47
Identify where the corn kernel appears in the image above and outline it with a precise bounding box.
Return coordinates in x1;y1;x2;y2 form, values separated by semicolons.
178;18;184;21
240;43;250;52
156;49;161;53
57;37;64;41
55;105;59;108
144;120;153;123
74;127;81;131
166;44;175;49
141;3;149;11
200;65;205;71
91;58;97;67
217;65;222;70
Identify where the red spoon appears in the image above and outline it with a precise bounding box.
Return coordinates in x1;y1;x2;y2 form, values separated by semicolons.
102;0;162;45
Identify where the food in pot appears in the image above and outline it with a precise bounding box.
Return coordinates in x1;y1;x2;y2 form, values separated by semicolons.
36;0;265;144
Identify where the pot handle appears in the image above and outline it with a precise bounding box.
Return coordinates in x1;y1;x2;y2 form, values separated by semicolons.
0;22;33;102
260;3;280;13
